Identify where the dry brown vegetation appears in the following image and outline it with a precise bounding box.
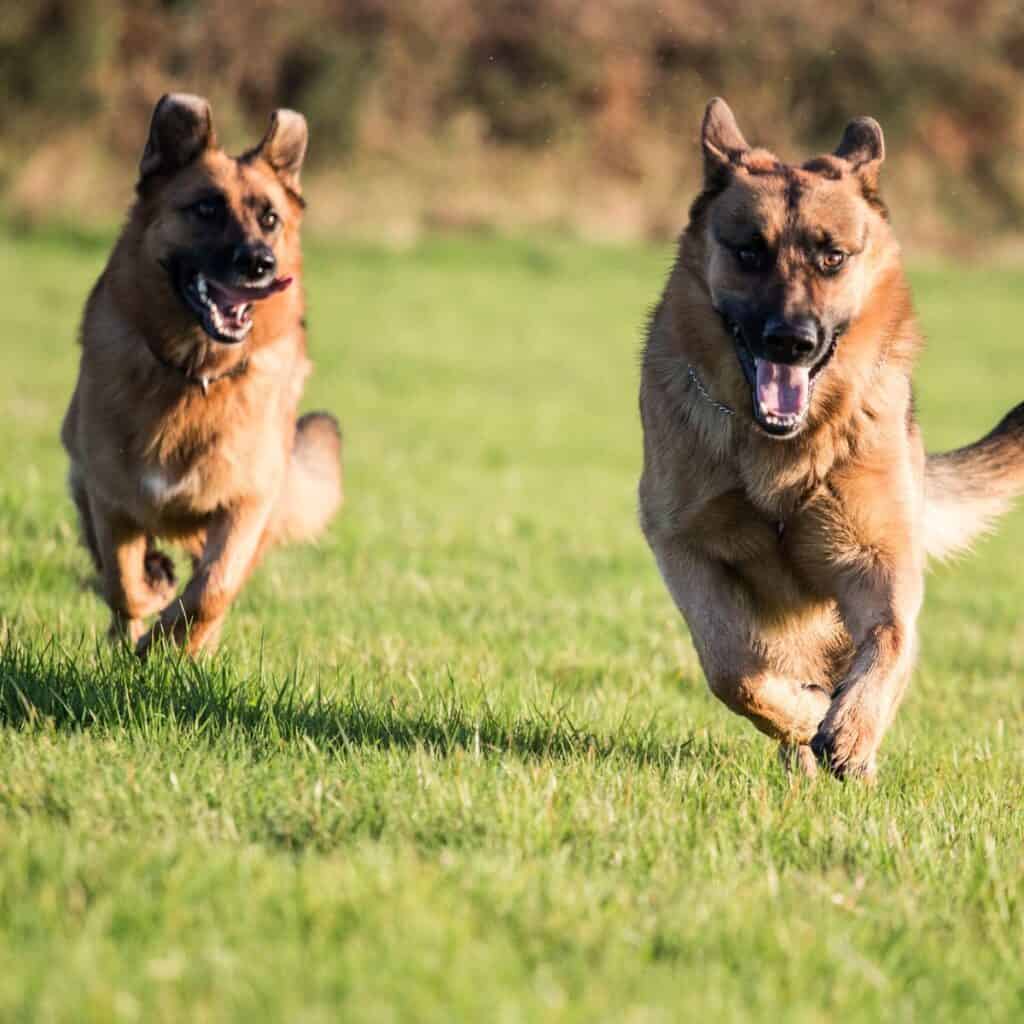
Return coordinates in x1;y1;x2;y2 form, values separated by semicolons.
4;0;1024;247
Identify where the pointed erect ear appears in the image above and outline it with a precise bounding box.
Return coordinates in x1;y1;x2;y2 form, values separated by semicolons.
138;93;216;185
701;97;749;185
251;109;308;194
834;116;885;186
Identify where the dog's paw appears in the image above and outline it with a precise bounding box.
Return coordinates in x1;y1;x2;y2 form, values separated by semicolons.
811;702;879;782
134;628;156;661
107;615;147;648
778;742;819;779
135;617;177;661
144;548;177;599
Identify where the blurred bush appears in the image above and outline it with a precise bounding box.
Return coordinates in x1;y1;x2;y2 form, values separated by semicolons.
3;0;1024;248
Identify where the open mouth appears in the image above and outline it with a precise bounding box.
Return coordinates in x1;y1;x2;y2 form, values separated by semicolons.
728;323;839;438
178;270;292;344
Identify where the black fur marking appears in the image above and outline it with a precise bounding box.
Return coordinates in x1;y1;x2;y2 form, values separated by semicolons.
801;156;844;180
785;169;803;212
237;151;307;208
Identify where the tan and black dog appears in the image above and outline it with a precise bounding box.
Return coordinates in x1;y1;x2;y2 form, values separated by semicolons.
62;93;342;656
639;98;1024;779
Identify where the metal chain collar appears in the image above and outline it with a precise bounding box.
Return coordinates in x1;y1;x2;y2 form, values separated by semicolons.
687;365;735;417
685;363;787;538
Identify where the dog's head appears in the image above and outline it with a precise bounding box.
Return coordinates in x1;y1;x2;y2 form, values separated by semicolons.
685;98;900;439
134;94;307;344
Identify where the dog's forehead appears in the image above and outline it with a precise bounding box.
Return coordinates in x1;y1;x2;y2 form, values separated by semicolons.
788;171;870;246
171;150;290;207
232;155;292;206
714;165;869;242
713;175;788;237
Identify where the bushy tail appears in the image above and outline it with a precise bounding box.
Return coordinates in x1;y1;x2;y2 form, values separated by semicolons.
924;402;1024;561
272;412;343;543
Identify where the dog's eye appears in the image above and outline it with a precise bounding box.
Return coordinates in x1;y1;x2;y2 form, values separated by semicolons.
260;209;279;231
191;197;223;221
821;249;847;273
736;247;766;272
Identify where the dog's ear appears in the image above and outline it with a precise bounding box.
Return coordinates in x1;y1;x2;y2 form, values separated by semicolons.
251;109;308;195
138;94;216;186
701;97;749;186
834;116;885;189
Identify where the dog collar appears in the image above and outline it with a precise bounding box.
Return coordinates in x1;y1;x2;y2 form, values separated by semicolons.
687;364;787;540
687;364;735;417
145;340;249;396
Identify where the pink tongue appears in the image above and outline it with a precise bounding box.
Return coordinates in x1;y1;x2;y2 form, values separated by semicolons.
755;359;810;417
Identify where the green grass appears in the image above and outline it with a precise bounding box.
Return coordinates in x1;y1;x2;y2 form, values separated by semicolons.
0;225;1022;1022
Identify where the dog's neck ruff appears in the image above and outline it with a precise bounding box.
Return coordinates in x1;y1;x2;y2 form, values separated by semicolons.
144;338;248;396
687;364;735;418
686;363;786;540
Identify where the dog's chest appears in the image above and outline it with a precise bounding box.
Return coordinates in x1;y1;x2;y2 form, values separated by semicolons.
140;464;202;507
684;483;841;606
137;359;295;511
136;405;287;520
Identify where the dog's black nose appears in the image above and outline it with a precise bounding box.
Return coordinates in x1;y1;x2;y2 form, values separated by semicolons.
232;243;276;282
761;316;820;364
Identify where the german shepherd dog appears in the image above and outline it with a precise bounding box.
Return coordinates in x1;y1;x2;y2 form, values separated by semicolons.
639;99;1024;779
61;94;342;656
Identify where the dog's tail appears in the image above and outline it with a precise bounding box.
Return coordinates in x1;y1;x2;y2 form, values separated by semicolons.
924;402;1024;561
271;412;343;544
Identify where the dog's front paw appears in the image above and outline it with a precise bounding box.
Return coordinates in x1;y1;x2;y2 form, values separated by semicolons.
811;701;879;782
778;742;819;778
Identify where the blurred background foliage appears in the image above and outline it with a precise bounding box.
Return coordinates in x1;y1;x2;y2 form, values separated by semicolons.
4;0;1024;248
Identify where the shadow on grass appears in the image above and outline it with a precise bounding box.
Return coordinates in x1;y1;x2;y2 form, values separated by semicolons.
0;637;717;773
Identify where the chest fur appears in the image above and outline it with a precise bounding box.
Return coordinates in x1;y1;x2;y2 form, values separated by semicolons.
145;396;290;508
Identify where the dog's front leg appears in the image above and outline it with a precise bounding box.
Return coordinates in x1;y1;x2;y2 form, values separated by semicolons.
90;499;177;645
136;499;271;658
811;569;923;780
649;537;831;759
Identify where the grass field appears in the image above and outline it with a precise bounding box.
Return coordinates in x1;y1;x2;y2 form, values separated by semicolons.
1;226;1022;1022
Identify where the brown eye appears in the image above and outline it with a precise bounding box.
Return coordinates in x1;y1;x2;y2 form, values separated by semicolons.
260;209;279;231
822;249;847;273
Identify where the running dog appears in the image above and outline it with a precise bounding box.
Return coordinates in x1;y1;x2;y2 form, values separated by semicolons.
639;98;1024;779
62;93;342;656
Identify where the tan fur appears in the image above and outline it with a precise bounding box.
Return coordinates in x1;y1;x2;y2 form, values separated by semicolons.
923;405;1024;559
61;94;342;656
639;99;1024;779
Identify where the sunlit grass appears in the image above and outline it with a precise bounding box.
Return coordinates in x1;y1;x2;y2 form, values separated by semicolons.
0;227;1021;1022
